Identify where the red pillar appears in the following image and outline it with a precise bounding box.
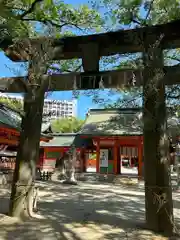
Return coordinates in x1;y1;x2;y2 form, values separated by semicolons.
81;148;86;173
96;140;100;173
138;139;143;179
119;143;121;174
42;148;46;170
80;148;85;172
114;141;118;174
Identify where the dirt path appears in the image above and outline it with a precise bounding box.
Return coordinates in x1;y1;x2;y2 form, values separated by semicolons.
0;181;180;239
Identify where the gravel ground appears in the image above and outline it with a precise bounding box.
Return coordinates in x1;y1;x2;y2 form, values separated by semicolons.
0;180;180;240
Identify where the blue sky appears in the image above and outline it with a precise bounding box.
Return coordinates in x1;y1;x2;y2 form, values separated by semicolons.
64;0;89;5
0;0;122;119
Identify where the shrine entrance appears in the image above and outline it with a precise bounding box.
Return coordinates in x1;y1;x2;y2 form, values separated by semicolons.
80;131;144;177
120;146;139;176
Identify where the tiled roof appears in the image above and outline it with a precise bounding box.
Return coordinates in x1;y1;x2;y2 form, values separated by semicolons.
40;134;93;148
40;134;75;147
0;104;21;130
79;108;180;136
79;108;143;136
0;103;52;135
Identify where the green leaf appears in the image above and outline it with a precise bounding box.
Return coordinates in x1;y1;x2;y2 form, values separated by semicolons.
51;117;85;133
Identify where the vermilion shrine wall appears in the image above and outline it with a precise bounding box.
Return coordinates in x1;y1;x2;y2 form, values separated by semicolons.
81;135;143;177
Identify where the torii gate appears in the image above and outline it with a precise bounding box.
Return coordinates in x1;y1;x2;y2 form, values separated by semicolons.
1;19;180;232
0;19;180;92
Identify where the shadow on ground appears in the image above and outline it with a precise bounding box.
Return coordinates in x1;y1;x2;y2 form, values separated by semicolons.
0;181;180;240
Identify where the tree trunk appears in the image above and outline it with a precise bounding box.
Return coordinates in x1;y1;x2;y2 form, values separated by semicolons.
9;92;45;218
143;36;173;235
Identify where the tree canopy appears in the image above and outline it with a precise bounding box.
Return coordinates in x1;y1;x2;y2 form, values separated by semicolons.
51;117;85;133
0;0;104;74
91;0;180;110
0;95;23;111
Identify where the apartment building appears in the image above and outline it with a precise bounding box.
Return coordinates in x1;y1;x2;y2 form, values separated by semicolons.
0;93;77;119
43;99;77;119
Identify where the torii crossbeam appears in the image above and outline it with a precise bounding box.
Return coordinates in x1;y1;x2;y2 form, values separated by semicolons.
0;65;180;93
1;19;180;62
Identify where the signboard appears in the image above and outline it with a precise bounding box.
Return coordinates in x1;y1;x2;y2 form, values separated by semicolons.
100;149;108;167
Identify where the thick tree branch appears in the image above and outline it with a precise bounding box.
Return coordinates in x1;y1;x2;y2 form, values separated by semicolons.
21;18;83;31
145;0;154;21
130;13;148;27
131;18;142;26
16;0;83;31
74;65;82;72
167;94;180;99
19;0;44;19
166;56;180;63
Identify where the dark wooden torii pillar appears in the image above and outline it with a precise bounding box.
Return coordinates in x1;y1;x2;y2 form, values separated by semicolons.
143;34;173;233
